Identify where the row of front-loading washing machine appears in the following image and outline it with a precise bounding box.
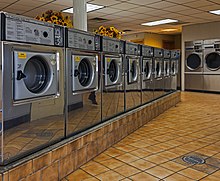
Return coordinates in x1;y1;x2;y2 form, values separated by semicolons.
0;12;179;163
185;39;220;92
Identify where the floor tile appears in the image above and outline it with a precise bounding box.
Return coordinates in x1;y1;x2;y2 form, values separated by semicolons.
145;166;174;179
200;175;220;181
104;147;125;157
93;153;111;162
178;168;207;180
129;159;156;171
130;172;159;181
96;170;124;181
129;149;152;158
81;162;109;176
144;155;169;164
66;169;92;181
116;153;139;163
99;158;124;169
160;161;187;172
114;164;140;177
164;173;194;181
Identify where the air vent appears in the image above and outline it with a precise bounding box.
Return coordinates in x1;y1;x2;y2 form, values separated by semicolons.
89;17;109;23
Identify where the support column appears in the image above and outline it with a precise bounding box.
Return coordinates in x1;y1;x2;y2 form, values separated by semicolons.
73;0;87;31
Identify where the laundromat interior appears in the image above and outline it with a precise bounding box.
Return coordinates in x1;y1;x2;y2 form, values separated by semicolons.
0;0;220;180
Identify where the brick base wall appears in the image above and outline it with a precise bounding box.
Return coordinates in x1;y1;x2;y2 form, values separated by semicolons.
0;92;181;181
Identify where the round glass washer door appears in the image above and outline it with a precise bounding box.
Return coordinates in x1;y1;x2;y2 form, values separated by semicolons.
186;53;201;70
205;52;220;71
156;61;161;78
131;60;138;81
108;59;119;83
24;56;51;94
144;61;151;79
78;58;93;87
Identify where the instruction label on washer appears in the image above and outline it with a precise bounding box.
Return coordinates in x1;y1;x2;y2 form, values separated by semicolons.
18;52;27;59
75;56;81;62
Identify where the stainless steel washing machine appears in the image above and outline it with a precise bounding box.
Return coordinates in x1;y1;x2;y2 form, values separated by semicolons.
102;36;125;121
0;12;65;163
141;45;154;104
185;40;204;91
65;28;101;136
203;39;220;92
153;48;164;99
170;50;180;91
163;49;171;94
125;42;141;111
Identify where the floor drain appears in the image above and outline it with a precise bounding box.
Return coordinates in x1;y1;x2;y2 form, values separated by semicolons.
182;155;205;165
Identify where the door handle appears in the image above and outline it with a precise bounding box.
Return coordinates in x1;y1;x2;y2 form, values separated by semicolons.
17;70;26;80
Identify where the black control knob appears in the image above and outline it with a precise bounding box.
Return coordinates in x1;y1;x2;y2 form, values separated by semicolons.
115;44;119;49
43;31;48;38
88;40;92;44
134;48;137;51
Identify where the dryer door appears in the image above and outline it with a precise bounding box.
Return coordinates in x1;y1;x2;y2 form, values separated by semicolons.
164;59;170;77
186;53;202;71
142;58;152;81
128;58;139;84
205;52;220;71
155;59;162;79
105;56;122;87
72;55;97;93
13;51;58;102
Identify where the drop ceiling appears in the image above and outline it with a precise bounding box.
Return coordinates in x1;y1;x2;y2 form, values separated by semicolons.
0;0;220;34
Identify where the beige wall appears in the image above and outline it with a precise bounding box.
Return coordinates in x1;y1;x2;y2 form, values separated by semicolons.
123;32;181;49
181;21;220;90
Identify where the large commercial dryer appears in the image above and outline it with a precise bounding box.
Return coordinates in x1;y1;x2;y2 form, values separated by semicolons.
163;49;171;94
125;42;141;111
141;45;154;104
203;39;220;92
0;12;65;163
102;36;125;121
185;41;204;91
170;50;180;91
153;48;164;99
65;28;101;136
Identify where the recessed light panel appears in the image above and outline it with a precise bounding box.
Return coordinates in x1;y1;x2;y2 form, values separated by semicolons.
141;19;178;26
62;3;104;13
209;9;220;15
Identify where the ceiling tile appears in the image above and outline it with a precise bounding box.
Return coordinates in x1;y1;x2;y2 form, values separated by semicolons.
147;9;171;16
178;8;203;15
184;0;215;8
129;13;153;19
89;0;120;6
191;12;220;19
165;5;192;12
197;4;220;11
127;0;162;5
109;2;139;10
128;6;156;14
52;0;73;6
114;11;137;17
95;7;122;14
166;0;196;4
147;1;176;9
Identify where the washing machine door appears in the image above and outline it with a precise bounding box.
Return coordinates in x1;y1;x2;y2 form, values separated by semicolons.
186;53;202;71
13;51;58;102
155;59;162;79
171;60;178;76
105;56;122;87
72;55;97;93
205;52;220;71
128;58;139;84
142;58;152;81
164;59;170;77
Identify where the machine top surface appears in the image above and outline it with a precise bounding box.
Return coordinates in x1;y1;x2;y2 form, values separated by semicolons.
142;45;154;57
67;28;101;51
164;49;171;59
0;12;64;47
125;42;140;56
102;36;125;54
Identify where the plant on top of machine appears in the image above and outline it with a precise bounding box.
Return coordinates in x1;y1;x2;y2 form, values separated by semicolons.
35;10;73;28
95;26;122;39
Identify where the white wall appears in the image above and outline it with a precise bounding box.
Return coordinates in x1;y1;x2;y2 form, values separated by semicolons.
181;21;220;90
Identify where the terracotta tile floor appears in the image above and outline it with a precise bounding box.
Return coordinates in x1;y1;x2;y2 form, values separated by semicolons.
65;92;220;180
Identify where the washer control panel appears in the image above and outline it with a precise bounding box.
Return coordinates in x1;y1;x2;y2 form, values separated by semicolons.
171;50;180;59
164;50;171;59
142;45;154;57
102;36;124;54
2;12;64;47
154;48;163;58
126;42;140;55
68;29;95;50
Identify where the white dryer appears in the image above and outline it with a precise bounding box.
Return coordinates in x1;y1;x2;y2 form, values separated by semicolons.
203;39;220;92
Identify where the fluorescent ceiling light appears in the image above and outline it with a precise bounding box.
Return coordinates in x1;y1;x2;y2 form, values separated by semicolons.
62;3;104;13
161;28;178;32
209;9;220;15
141;19;178;26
